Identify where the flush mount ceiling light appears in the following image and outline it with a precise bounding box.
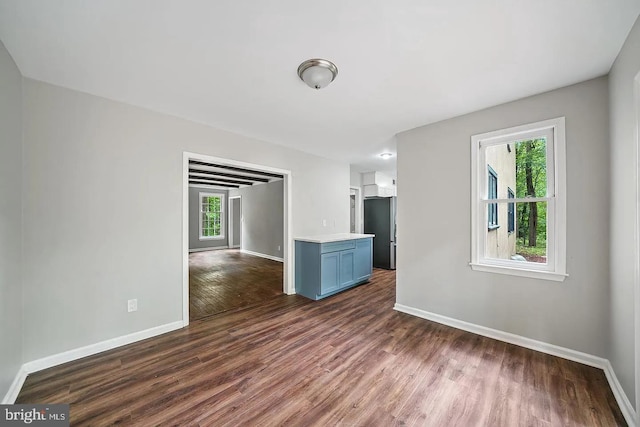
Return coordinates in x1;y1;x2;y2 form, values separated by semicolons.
379;152;394;159
297;59;338;90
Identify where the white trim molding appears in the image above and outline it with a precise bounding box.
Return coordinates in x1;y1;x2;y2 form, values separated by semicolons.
188;246;229;253
23;321;183;374
349;186;363;234
240;249;283;263
182;152;294;325
2;366;28;404
470;117;567;282
2;321;183;404
634;71;640;427
198;191;226;241
228;195;242;250
603;359;637;427
468;262;568;282
394;303;637;426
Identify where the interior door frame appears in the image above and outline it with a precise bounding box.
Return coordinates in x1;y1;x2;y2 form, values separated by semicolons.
350;185;363;233
228;195;241;249
182;151;293;326
634;71;640;423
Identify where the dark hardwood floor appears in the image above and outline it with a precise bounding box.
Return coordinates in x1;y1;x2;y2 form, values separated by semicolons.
189;249;283;321
17;269;625;426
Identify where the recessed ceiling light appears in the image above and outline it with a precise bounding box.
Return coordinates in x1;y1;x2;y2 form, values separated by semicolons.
379;152;394;159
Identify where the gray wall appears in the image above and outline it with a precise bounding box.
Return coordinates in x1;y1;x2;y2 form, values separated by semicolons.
397;77;610;359
188;186;228;250
231;197;240;247
0;41;23;399
609;15;640;410
229;180;284;259
21;79;349;362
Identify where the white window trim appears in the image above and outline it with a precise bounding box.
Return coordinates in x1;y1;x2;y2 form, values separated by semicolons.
470;117;567;282
199;192;226;241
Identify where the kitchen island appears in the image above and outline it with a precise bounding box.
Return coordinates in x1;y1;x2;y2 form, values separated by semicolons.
294;233;374;300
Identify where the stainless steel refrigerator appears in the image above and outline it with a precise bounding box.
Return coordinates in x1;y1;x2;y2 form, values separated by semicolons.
364;196;396;269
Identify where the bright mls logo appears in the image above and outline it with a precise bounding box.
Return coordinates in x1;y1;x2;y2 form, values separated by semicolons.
1;404;69;426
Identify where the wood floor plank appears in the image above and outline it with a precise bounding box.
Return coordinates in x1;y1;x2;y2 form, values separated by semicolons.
16;269;626;426
189;249;283;321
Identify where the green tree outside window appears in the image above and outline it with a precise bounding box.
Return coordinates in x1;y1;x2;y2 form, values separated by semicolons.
201;195;223;237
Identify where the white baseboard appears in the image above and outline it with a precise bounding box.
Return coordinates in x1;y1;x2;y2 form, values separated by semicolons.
394;303;637;427
393;304;606;368
2;321;183;404
2;366;28;404
240;249;283;263
189;246;229;253
23;321;183;374
603;359;638;426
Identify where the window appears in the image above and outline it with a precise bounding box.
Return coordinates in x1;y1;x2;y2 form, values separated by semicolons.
199;192;225;240
470;117;567;281
507;188;515;233
487;166;498;229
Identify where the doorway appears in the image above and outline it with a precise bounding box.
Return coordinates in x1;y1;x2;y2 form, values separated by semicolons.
350;193;356;233
182;152;293;325
229;196;241;249
350;186;362;233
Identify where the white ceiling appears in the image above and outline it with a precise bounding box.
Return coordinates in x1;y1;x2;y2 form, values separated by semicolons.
1;1;638;174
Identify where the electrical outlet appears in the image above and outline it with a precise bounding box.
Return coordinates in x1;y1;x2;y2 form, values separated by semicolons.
322;219;327;227
127;299;138;312
277;245;281;251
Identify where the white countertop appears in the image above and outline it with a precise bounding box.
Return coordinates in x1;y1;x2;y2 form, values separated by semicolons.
294;233;374;243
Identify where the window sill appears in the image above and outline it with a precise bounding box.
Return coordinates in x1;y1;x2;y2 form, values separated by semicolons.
469;262;568;282
200;236;225;241
487;225;500;231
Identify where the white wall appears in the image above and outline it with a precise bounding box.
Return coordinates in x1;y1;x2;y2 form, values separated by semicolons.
397;77;610;358
229;180;284;259
21;79;349;362
0;41;23;399
609;15;640;411
350;169;362;188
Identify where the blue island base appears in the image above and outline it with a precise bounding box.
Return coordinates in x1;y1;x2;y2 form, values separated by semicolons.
295;237;373;301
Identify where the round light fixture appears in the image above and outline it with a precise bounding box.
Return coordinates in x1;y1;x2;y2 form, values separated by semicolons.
297;59;338;90
379;152;394;159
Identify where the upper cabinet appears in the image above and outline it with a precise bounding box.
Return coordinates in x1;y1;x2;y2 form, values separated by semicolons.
363;185;395;198
362;171;396;198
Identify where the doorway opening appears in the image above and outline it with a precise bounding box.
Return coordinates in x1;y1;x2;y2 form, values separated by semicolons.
182;152;293;325
229;196;241;249
350;186;362;233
